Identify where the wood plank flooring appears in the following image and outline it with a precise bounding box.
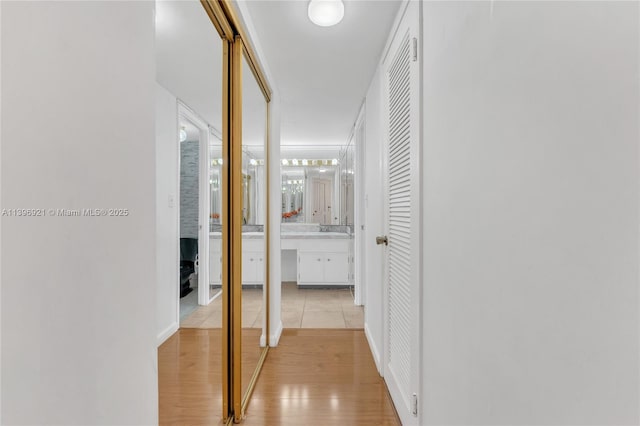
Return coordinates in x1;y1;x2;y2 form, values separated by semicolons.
158;328;263;426
242;329;400;425
159;328;399;425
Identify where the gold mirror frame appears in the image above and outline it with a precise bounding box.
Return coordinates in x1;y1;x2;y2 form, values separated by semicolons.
200;1;272;423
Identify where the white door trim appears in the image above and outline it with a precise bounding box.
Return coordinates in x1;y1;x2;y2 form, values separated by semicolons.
353;104;366;306
177;101;214;306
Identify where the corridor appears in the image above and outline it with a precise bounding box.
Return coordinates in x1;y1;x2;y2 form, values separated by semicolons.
158;329;399;425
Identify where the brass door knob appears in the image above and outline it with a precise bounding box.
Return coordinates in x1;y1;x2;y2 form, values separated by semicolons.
375;235;388;246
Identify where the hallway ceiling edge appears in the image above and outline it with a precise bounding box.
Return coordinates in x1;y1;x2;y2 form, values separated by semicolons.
242;0;402;146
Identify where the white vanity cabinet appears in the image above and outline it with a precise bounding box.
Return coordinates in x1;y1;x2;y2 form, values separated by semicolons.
210;236;222;285
242;239;265;285
296;239;352;286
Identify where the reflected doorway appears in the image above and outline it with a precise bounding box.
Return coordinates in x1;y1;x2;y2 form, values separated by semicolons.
280;144;363;329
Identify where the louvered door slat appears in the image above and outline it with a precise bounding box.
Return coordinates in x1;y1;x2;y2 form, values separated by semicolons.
386;27;413;401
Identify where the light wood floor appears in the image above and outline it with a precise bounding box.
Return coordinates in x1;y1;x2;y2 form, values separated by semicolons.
158;329;400;425
158;328;262;426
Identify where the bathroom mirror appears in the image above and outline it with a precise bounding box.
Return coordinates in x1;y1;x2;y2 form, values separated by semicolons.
281;169;305;222
280;145;352;225
242;148;265;225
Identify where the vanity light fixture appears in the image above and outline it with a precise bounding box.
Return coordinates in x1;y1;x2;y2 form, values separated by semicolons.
331;159;338;165
282;159;289;166
308;0;344;27
302;159;309;166
179;127;187;142
292;159;299;166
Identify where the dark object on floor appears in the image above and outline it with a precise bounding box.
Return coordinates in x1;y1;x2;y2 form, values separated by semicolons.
180;238;198;298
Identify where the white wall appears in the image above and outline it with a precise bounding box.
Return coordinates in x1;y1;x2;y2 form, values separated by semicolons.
363;66;385;374
1;2;158;424
268;93;283;346
156;84;179;345
0;1;3;420
421;2;639;424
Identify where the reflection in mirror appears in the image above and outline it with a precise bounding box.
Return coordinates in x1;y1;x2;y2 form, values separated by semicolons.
155;0;225;422
281;169;304;222
209;133;223;303
339;140;355;226
280;145;353;225
241;52;267;402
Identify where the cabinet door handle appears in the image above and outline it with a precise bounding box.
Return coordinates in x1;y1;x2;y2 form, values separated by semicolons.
317;258;322;262
327;258;331;262
250;258;254;261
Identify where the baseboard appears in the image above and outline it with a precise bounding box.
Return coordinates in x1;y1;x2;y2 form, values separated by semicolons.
364;322;382;375
157;322;179;347
268;321;283;347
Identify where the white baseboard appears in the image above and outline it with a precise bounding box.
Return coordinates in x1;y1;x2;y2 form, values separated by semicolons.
269;321;283;347
364;322;382;375
157;322;179;347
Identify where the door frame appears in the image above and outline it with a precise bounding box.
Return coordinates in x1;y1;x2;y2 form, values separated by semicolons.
353;104;366;306
177;102;214;306
380;1;422;425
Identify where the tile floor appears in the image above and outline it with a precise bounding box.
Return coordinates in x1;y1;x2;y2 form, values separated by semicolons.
180;282;364;329
281;282;364;328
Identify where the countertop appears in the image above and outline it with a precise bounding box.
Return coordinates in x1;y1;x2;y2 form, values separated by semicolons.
210;231;351;240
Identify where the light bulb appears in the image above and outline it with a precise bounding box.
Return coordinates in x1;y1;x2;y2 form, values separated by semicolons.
179;128;187;142
308;0;344;27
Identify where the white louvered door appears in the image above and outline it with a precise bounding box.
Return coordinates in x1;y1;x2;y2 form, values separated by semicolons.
382;2;421;425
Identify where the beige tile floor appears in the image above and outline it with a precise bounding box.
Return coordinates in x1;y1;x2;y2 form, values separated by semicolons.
180;287;263;328
180;282;364;329
282;282;364;328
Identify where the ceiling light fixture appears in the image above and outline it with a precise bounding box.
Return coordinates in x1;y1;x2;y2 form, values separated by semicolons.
308;0;344;27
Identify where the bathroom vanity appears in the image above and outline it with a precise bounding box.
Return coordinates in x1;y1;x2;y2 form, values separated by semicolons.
209;225;353;287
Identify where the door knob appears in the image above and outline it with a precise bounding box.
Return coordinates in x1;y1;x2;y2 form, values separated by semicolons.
376;235;388;246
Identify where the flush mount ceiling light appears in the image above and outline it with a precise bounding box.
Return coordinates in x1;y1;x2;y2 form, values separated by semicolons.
308;0;344;27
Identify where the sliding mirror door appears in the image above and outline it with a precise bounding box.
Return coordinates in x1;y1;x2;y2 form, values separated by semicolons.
156;0;229;422
231;41;269;417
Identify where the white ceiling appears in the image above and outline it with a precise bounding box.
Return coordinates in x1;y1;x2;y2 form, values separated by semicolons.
156;0;223;131
156;1;398;154
243;0;401;146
